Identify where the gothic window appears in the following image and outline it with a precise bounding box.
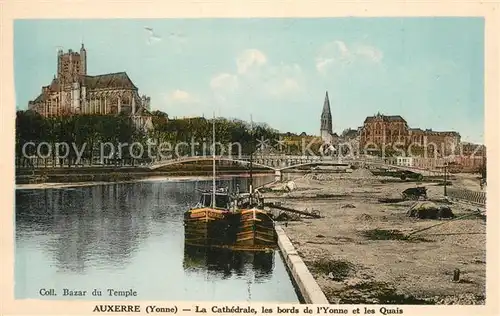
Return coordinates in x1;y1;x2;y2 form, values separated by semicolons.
122;95;130;105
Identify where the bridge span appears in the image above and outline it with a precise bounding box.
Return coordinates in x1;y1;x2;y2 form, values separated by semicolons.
147;154;444;178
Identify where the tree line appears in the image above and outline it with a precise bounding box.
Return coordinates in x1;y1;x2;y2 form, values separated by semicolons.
15;110;295;167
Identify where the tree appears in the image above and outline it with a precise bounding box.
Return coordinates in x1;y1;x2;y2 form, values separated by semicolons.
15;111;309;166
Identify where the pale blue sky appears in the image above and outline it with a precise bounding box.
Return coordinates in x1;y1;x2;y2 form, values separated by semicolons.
14;18;484;143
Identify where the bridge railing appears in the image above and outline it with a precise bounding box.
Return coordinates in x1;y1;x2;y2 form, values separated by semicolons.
446;187;486;206
149;154;340;163
148;155;409;165
147;154;441;173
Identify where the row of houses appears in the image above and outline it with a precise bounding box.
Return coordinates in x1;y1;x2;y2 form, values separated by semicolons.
392;155;485;172
319;91;484;164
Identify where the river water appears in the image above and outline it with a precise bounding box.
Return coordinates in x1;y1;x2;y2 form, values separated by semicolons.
15;175;300;302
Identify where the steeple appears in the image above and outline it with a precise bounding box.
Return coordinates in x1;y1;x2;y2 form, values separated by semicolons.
320;91;332;134
322;91;331;116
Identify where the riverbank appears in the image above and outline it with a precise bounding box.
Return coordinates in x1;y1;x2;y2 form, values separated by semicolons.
16;170;274;190
16;165;272;187
264;171;486;305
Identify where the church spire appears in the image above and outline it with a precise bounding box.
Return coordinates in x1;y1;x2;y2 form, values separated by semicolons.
322;91;331;115
320;91;332;134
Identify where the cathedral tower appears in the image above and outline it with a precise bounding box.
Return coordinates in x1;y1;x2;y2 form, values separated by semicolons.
80;43;87;76
57;48;63;80
320;91;333;143
56;44;86;84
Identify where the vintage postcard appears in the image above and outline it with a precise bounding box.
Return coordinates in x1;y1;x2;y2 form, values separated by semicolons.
1;1;498;315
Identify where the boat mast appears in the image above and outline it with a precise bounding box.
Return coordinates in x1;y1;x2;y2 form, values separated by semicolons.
249;115;254;196
212;112;216;208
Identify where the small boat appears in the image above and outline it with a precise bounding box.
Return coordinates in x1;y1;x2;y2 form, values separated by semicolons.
184;188;240;246
183;113;278;251
233;115;277;250
235;207;277;249
184;113;240;247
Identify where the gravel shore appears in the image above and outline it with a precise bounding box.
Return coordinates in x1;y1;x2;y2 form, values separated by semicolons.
265;170;486;305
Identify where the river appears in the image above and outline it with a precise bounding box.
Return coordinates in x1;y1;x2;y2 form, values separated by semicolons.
15;175;300;302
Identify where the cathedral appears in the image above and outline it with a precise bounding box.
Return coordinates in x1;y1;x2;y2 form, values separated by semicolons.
28;44;153;131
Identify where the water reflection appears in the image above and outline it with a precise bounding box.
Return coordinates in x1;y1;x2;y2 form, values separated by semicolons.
16;185;153;272
16;175;299;302
183;244;275;282
17;178;265;273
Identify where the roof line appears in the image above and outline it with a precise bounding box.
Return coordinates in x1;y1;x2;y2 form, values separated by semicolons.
83;71;127;78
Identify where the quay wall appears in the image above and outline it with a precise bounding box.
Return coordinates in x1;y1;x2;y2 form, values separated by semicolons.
275;225;329;304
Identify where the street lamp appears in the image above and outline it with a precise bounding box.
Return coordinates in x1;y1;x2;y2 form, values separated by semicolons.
443;162;448;196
